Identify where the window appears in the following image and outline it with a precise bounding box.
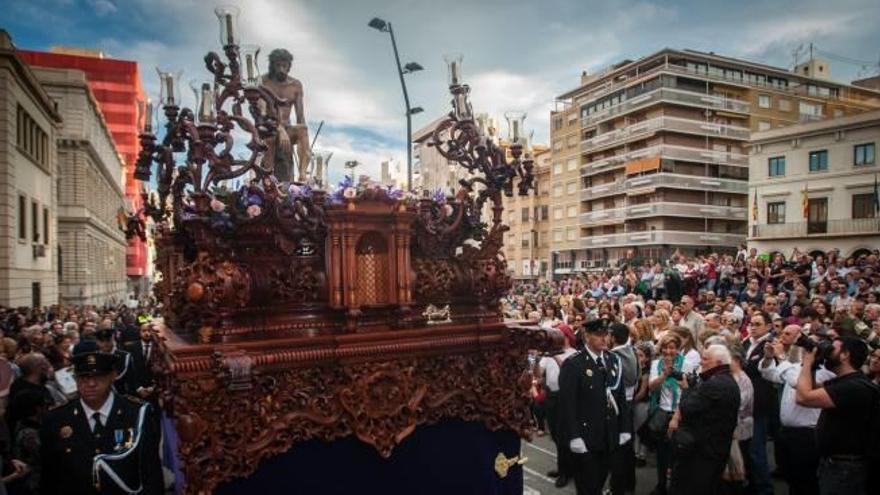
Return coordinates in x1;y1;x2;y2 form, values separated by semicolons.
42;207;48;245
553;184;562;197
31;201;39;243
758;121;771;131
854;143;875;166
18;195;26;241
566;158;578;171
567;205;578;217
553;117;563;130
833;108;844;118
852;193;876;219
16;105;49;168
567;136;578;148
566;182;577;194
541;205;548;220
553;208;563;220
809;150;828;172
768;156;786;177
553;230;563;242
778;99;791;112
799;101;822;118
553;140;563;151
553;163;562;175
521;233;530;248
758;94;770;108
767;202;786;224
521;207;529;222
566;228;576;241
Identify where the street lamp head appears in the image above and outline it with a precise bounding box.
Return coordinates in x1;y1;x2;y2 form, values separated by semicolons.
368;17;388;32
409;107;424;115
403;62;423;73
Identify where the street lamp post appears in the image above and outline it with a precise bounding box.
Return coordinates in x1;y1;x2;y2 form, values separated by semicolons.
368;17;422;191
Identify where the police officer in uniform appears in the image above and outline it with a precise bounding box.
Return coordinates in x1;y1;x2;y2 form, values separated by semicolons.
559;318;631;495
39;340;163;494
96;328;136;397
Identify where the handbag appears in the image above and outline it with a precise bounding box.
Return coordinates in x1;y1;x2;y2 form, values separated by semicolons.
721;440;746;482
636;408;670;450
671;426;697;455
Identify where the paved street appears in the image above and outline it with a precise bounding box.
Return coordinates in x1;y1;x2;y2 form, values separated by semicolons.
521;434;786;495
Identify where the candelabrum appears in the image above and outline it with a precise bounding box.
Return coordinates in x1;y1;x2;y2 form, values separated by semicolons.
134;5;288;225
429;54;535;230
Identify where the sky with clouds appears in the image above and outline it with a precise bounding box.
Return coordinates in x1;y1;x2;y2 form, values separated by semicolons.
5;0;880;183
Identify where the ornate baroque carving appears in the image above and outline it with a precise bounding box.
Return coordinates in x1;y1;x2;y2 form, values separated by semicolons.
158;325;558;494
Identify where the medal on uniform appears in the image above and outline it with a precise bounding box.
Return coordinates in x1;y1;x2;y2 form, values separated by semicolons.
586;369;593;377
114;429;124;451
60;425;73;439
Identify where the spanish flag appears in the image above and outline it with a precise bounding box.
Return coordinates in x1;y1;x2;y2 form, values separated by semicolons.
802;183;809;219
752;190;758;222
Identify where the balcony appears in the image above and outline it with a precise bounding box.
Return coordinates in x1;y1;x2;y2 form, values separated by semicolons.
582;87;750;126
581;230;744;249
581;172;748;201
581;202;748;224
751;218;880;239
582;144;748;177
582;116;750;152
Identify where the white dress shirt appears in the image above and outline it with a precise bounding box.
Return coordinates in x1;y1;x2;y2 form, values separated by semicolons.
81;393;115;432
760;360;834;427
539;348;577;392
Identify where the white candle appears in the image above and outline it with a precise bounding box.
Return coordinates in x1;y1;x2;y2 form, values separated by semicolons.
200;84;213;121
165;76;174;105
245;54;254;82
450;61;459;85
225;14;234;45
144;99;153;133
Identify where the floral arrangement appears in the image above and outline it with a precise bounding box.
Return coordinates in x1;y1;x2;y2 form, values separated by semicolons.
327;176;420;207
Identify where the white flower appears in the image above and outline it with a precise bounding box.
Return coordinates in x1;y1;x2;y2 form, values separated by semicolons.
343;187;357;199
455;246;463;256
210;198;226;213
463;238;482;249
246;204;262;218
442;204;454;217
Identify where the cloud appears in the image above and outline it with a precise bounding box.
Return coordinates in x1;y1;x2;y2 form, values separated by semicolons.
87;0;118;16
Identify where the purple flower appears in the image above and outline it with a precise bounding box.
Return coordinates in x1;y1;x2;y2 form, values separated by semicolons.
386;185;403;200
432;188;446;203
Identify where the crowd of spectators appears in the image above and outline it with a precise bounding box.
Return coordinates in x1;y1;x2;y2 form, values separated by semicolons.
514;246;880;495
0;301;158;494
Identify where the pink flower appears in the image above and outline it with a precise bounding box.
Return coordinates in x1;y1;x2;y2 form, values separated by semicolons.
246;204;262;218
210;198;226;213
343;187;357;199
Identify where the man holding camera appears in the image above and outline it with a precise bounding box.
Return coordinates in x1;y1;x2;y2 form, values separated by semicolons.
796;336;880;495
760;325;835;495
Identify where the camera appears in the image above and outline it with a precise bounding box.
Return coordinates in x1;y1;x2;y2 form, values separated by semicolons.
795;334;834;367
668;369;685;381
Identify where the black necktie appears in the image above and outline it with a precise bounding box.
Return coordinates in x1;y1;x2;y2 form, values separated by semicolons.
144;343;151;361
92;412;105;438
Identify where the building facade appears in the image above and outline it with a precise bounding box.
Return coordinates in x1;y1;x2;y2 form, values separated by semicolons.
504;148;552;280
550;49;880;278
748;110;880;257
0;31;61;307
18;48;149;297
34;66;128;305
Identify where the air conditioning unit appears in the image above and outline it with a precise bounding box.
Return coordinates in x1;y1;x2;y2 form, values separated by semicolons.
32;244;46;259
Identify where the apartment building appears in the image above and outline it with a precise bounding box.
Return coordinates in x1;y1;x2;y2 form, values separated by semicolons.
748;110;879;257
0;31;61;306
550;48;880;277
504;149;552;280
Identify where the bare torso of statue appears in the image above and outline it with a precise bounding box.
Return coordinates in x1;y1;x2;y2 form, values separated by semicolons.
259;48;310;183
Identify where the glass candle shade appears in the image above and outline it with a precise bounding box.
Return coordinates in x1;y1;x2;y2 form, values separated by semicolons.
214;6;240;46
443;53;463;86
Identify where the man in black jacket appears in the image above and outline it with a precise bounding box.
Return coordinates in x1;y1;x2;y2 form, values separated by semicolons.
669;344;741;494
39;340;163;495
743;311;776;495
559;318;630;495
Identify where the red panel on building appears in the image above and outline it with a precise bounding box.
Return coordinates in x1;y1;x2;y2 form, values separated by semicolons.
19;50;148;278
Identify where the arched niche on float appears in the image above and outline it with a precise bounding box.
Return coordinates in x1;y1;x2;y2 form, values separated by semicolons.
355;231;389;306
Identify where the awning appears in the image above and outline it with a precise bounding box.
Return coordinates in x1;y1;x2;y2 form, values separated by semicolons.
625;157;661;175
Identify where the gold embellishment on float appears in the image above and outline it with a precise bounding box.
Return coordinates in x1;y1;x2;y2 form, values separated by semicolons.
494;452;527;478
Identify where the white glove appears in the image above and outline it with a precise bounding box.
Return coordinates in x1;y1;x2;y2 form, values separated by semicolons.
619;433;631;445
569;438;587;454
